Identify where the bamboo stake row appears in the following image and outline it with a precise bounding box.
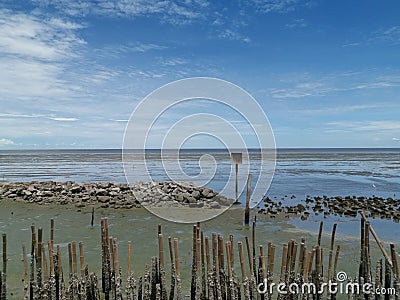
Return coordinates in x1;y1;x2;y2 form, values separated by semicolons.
0;213;397;300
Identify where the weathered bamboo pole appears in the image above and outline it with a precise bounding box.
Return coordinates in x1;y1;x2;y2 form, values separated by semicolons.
200;231;206;300
365;221;371;282
91;207;95;227
360;212;393;267
50;218;55;250
174;238;182;300
205;237;211;274
245;237;253;277
68;242;72;276
267;242;275;274
191;225;197;300
22;244;28;282
280;244;288;282
218;235;225;270
244;174;252;225
168;236;175;300
158;234;164;269
128;241;132;275
1;234;6;300
317;221;323;246
37;228;43;287
238;242;246;280
42;245;48;280
327;223;337;281
298;242;306;275
333;245;340;278
79;242;85;277
48;241;54;276
252;217;256;278
229;235;234;270
390;244;399;282
72;241;77;274
57;245;63;281
259;245;266;280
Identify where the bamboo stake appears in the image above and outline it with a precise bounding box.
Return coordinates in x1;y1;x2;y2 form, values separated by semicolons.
22;244;28;282
238;242;246;279
218;235;225;269
114;238;119;272
327;223;337;281
191;225;197;300
244;174;252;225
68;242;72;276
48;241;54;276
168;236;175;300
79;242;85;277
42;245;48;280
390;244;399;281
267;242;275;274
333;245;340;278
158;234;164;268
37;228;43;287
128;241;132;275
205;237;211;274
280;244;288;281
298;242;306;275
229;235;234;269
72;241;77;274
50;218;55;250
317;221;323;246
245;237;253;276
365;221;371;282
57;245;63;280
91;207;95;227
2;234;6;275
259;245;266;280
290;241;297;272
360;212;393;267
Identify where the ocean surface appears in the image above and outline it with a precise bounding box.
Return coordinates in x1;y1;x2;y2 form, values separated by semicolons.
0;148;399;200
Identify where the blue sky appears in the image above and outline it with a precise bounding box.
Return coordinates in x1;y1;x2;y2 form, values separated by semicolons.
0;0;400;149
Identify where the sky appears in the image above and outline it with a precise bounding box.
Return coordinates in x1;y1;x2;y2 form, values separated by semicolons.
0;0;400;149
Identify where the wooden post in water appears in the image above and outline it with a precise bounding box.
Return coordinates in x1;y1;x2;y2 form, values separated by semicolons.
231;153;242;203
128;241;132;275
244;174;252;225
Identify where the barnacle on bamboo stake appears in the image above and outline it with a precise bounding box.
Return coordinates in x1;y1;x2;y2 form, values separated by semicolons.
191;225;197;300
22;244;29;300
1;234;6;300
151;256;158;300
158;234;167;300
200;232;206;300
143;265;151;300
174;238;182;300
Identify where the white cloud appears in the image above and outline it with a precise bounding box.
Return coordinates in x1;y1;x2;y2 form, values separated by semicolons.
286;18;307;29
0;9;84;100
218;29;251;43
249;0;315;13
393;137;400;141
0;138;15;146
328;121;400;132
31;0;207;24
48;117;79;121
0;9;85;61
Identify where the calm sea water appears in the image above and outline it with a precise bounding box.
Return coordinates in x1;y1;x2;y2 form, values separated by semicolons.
0;148;399;199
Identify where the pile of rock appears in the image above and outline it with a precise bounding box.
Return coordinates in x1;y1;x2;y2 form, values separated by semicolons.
133;181;231;209
258;194;400;222
0;181;232;210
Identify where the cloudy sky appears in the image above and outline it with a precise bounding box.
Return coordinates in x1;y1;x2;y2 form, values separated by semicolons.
1;0;400;149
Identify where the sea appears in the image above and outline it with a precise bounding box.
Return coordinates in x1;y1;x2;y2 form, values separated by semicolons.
0;148;399;200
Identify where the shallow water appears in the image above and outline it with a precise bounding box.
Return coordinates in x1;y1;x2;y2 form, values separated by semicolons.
0;201;398;298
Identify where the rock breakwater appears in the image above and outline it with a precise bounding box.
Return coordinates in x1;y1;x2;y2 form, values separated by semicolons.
0;181;232;209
